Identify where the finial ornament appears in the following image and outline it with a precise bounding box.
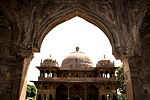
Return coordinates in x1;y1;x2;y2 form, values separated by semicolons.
76;47;79;52
104;55;106;58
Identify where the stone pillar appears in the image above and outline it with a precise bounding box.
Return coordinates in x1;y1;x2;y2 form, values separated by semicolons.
123;56;142;100
54;71;57;77
40;71;42;77
84;86;87;100
43;71;45;78
98;89;101;100
41;94;44;100
0;55;32;100
141;37;150;100
47;93;49;100
52;88;56;100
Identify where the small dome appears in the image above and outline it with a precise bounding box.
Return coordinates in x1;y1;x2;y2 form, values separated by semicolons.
61;47;93;70
41;56;58;67
96;56;114;67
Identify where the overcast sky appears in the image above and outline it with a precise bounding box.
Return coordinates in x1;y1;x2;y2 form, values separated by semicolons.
27;17;122;83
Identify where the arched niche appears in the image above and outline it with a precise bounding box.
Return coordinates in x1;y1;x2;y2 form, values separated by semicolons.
87;84;98;100
56;84;68;100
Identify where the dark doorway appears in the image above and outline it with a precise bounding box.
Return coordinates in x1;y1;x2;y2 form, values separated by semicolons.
44;94;47;100
87;93;94;100
49;94;52;100
102;95;105;100
56;84;68;100
70;84;84;100
37;94;42;100
113;95;116;100
87;85;98;100
74;94;80;100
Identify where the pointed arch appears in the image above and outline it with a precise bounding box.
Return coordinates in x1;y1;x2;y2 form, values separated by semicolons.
33;8;118;57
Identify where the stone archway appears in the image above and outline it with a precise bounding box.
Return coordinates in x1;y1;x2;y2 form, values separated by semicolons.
87;85;98;100
56;84;68;100
70;84;84;100
0;0;149;100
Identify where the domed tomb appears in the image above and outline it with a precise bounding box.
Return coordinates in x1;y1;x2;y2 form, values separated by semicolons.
96;55;114;67
61;47;93;70
41;56;59;67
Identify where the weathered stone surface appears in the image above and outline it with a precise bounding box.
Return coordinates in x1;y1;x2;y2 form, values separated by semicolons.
0;0;149;100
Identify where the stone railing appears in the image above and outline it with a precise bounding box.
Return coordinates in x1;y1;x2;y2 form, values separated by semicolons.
38;76;117;82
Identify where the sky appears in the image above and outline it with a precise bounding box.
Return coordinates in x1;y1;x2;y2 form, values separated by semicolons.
27;17;122;83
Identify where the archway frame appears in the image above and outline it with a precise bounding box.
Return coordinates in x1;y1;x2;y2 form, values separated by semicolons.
32;4;134;100
33;6;121;58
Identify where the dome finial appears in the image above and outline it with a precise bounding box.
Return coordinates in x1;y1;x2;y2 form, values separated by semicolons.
76;47;79;52
104;55;106;58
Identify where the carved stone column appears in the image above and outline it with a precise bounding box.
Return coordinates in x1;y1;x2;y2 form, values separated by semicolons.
54;71;57;77
0;57;12;100
98;88;101;100
0;37;33;100
52;87;56;100
0;55;32;100
123;56;142;100
141;34;150;100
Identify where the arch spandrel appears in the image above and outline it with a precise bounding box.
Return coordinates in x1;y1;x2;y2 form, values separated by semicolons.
33;1;124;58
0;0;145;59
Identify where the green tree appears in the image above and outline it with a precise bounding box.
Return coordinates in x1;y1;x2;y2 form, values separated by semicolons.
118;94;127;100
116;66;127;100
26;84;37;99
116;66;126;94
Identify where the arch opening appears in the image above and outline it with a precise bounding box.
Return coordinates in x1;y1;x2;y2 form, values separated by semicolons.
28;16;122;83
27;8;123;99
34;10;119;59
56;85;68;100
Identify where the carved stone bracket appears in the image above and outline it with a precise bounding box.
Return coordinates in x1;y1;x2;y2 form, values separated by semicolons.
113;45;142;60
17;43;34;59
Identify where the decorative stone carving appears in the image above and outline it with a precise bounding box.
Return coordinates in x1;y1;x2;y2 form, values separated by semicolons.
17;43;33;58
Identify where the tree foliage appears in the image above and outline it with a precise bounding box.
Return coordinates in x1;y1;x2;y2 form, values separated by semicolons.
116;66;127;100
116;66;126;94
118;94;127;100
26;84;37;99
